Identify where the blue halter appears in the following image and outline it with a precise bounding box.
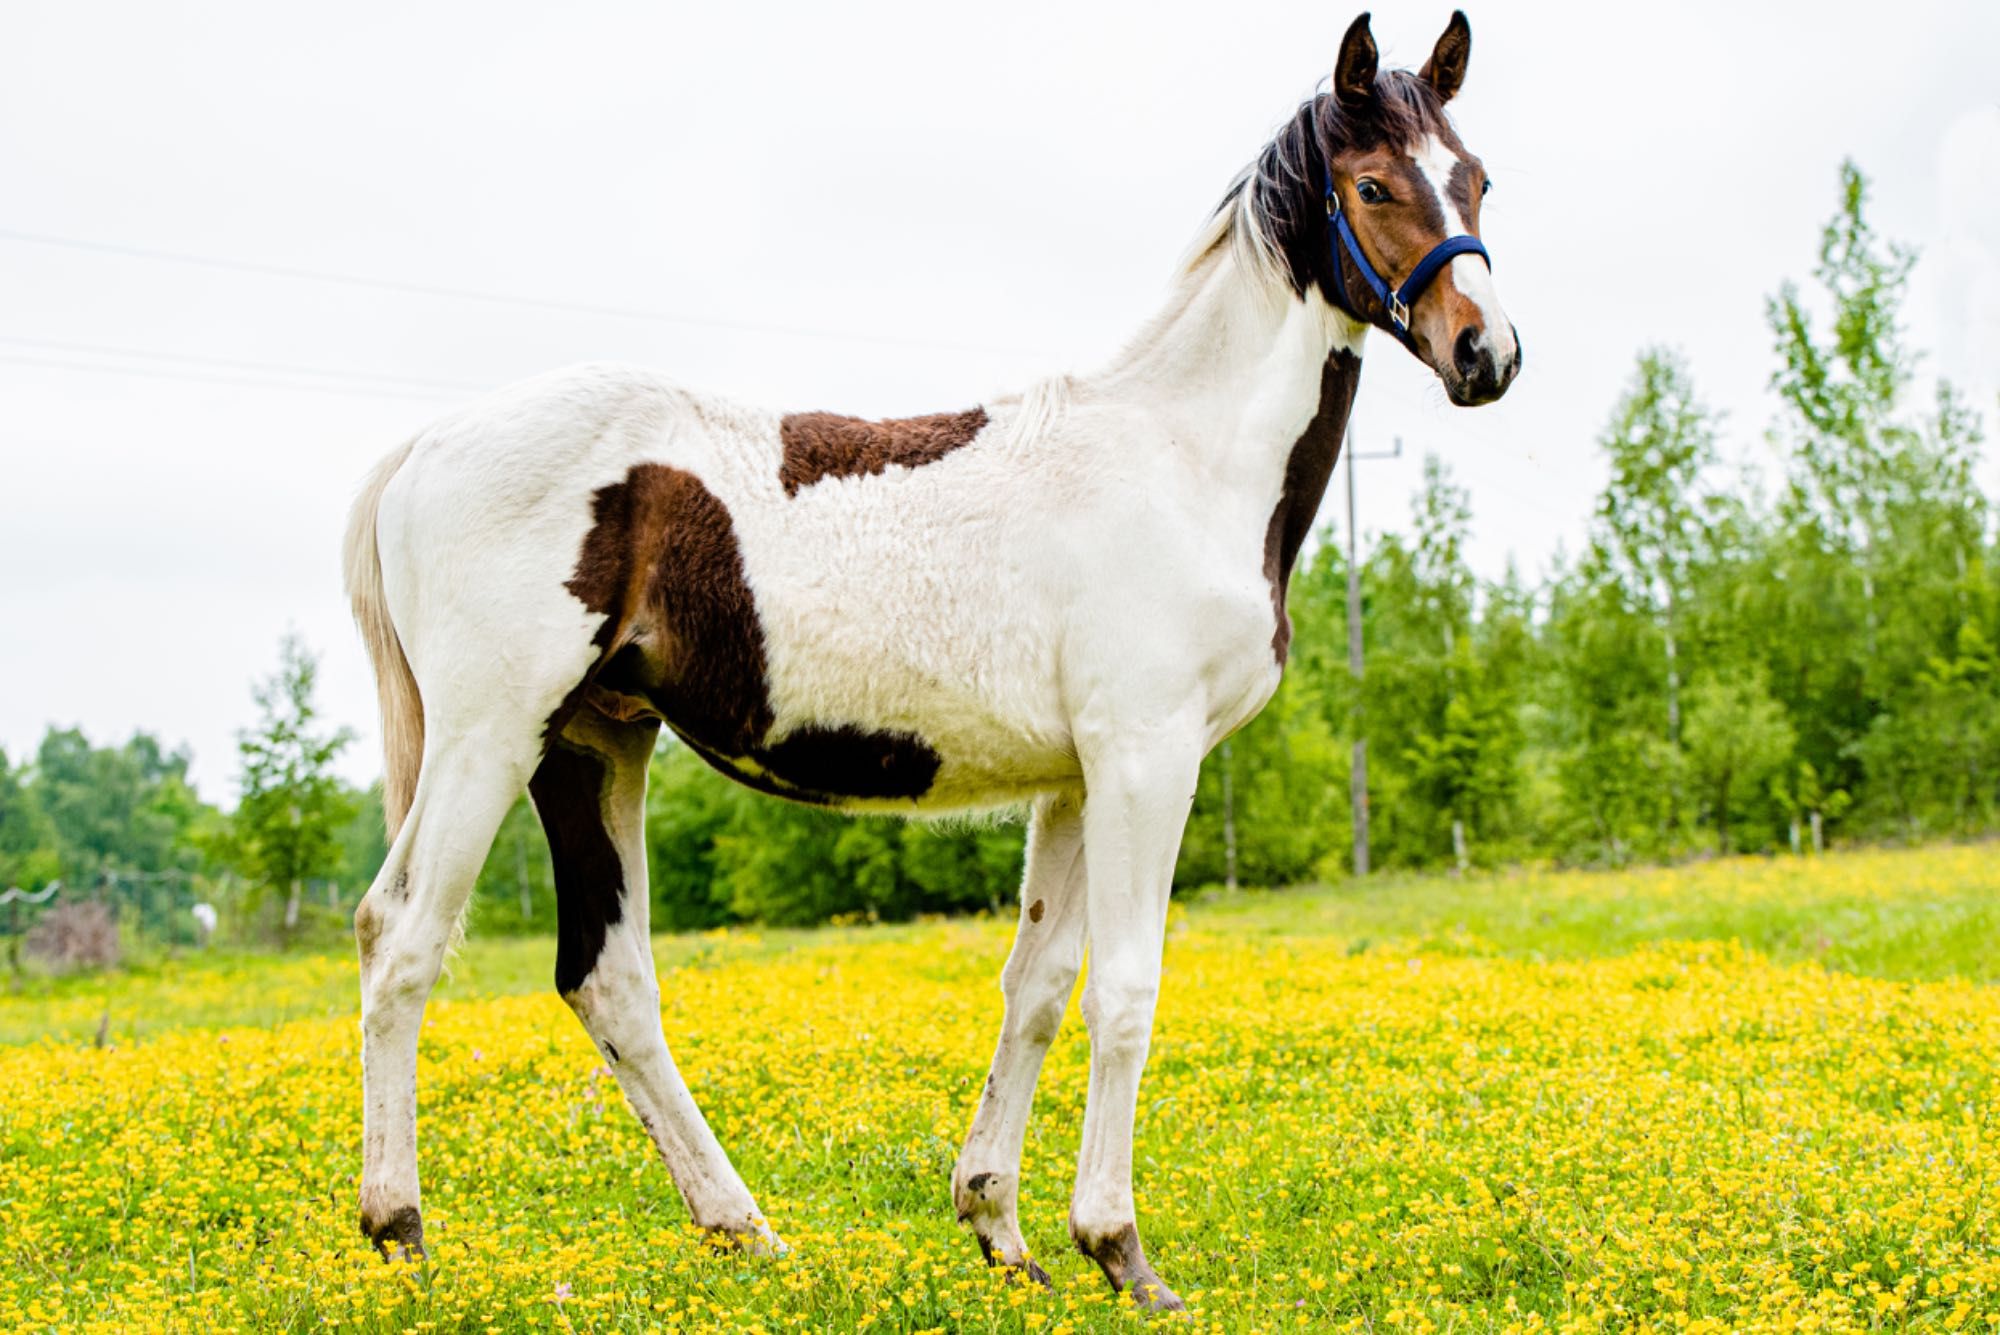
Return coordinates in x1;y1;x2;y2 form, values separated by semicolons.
1324;179;1490;352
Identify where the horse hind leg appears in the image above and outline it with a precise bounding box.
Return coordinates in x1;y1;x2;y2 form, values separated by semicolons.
953;790;1089;1284
355;727;543;1258
532;707;778;1250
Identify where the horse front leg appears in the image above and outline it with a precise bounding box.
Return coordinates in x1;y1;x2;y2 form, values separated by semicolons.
954;789;1089;1282
1068;719;1203;1311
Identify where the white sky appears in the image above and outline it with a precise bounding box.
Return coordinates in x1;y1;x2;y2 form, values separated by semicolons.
3;0;1997;801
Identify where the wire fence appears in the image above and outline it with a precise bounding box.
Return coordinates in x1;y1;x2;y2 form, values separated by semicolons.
2;871;365;971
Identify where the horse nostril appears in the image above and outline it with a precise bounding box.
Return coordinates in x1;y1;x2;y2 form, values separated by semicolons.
1453;327;1482;379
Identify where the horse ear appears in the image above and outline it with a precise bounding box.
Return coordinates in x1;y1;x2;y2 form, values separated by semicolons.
1334;13;1379;106
1419;10;1472;103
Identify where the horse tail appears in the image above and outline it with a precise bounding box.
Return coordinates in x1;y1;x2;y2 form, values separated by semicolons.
343;439;424;841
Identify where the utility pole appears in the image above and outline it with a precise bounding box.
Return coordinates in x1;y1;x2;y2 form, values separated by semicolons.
1219;739;1239;893
1345;430;1402;878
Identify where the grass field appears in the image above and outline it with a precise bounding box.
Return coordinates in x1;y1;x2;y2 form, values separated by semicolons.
2;845;1996;1332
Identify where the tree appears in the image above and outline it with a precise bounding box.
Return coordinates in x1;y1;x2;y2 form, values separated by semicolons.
0;748;60;891
1759;159;1993;835
1769;160;1918;574
233;634;355;936
644;741;1027;928
1589;349;1724;762
1381;457;1523;868
31;728;207;879
1681;672;1795;853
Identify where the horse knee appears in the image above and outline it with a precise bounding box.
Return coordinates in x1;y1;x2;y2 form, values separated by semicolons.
359;923;443;1022
1080;977;1158;1060
1006;975;1074;1047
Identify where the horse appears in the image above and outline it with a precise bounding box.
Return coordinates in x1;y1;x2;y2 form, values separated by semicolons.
341;9;1518;1310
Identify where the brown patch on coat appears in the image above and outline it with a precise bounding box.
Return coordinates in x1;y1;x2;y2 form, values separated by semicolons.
1263;350;1362;663
778;408;988;496
353;896;383;970
563;464;773;756
1074;1222;1184;1311
531;741;628;997
1446;159;1484;228
757;724;941;800
1225;69;1464;309
1027;899;1045;923
554;463;943;804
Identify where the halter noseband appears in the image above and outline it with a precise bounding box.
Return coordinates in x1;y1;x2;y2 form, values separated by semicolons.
1324;178;1491;353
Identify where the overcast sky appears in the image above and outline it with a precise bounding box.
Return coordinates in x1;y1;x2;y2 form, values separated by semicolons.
4;0;1998;800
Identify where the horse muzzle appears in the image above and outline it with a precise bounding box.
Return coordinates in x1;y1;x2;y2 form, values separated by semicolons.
1442;322;1521;406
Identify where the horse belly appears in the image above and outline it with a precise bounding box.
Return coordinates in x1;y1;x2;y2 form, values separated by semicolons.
747;583;1077;813
571;460;1072;813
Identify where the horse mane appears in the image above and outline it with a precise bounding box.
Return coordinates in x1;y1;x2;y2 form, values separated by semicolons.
1188;70;1456;300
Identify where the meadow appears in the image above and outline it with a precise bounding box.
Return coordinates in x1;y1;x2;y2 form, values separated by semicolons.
2;844;1995;1332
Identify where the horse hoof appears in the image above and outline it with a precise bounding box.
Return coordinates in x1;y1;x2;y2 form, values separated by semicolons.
972;1229;1050;1287
362;1204;426;1262
1127;1276;1187;1313
704;1220;789;1259
1075;1222;1185;1311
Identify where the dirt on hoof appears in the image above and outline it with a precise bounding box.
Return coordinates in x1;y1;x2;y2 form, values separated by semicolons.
363;1204;426;1262
1076;1222;1185;1312
702;1221;789;1259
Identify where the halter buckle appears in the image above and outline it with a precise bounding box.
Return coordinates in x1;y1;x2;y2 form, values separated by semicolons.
1387;292;1410;333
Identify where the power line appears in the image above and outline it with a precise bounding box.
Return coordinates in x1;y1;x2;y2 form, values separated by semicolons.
0;334;492;393
0;353;463;403
0;225;1047;359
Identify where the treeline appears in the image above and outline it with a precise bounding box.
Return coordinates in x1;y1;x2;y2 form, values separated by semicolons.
0;639;386;944
7;161;1996;941
1180;161;1996;880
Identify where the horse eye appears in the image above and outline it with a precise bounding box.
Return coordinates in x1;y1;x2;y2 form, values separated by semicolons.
1357;179;1387;205
1481;178;1493;197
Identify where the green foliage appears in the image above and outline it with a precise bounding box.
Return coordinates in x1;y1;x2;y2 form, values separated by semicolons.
230;635;356;921
0;749;60;891
644;745;1025;929
29;728;209;879
1681;671;1796;852
468;796;557;934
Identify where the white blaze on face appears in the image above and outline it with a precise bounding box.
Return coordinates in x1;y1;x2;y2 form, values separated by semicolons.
1410;134;1515;367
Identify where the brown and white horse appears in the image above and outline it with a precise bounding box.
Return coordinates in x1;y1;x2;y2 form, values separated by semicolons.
343;10;1517;1309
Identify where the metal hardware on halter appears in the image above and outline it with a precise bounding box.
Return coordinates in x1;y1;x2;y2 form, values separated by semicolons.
1322;177;1490;352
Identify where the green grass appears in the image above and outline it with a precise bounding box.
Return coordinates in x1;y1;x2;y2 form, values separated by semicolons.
1;843;1995;1332
6;842;1994;1046
1193;840;2000;984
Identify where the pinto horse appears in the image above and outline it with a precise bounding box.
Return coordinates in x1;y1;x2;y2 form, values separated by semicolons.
343;10;1517;1309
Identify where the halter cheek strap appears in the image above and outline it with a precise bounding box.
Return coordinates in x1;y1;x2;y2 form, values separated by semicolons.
1324;180;1491;353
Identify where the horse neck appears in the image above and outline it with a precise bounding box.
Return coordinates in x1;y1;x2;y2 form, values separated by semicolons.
1079;243;1365;514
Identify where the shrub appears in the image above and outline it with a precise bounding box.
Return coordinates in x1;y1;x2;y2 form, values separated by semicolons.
23;901;121;974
